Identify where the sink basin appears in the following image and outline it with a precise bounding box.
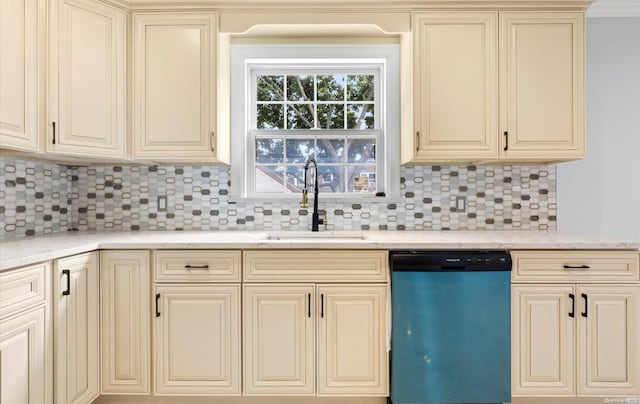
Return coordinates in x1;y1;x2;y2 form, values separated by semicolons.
265;232;367;241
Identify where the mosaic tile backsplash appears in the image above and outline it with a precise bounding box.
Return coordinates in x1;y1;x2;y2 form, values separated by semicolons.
0;157;557;239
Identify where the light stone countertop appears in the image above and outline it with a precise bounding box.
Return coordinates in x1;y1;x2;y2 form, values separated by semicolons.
1;230;639;271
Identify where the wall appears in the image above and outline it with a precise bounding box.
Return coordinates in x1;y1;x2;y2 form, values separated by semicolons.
558;17;640;241
0;157;557;239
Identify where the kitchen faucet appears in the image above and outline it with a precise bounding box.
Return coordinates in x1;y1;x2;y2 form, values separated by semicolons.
300;156;327;232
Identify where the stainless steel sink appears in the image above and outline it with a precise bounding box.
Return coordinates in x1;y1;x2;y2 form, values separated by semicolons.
265;232;367;241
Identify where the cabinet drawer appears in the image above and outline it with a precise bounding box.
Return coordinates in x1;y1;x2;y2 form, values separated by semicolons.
154;250;241;282
0;262;49;319
511;250;639;283
243;250;388;282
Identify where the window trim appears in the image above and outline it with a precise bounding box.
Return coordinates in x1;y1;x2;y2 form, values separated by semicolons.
230;44;400;201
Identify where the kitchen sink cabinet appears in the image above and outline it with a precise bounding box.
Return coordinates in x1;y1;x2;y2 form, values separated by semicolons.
242;251;389;397
100;251;151;394
407;11;585;164
511;251;640;398
152;250;241;395
0;262;51;404
47;0;127;159
54;252;100;404
132;13;221;163
0;0;43;153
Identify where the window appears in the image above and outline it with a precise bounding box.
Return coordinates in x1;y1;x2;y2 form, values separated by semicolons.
230;45;400;200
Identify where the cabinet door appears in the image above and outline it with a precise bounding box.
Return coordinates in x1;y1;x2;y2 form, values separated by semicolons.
154;285;240;395
0;0;40;152
317;284;388;396
48;0;126;158
100;251;150;394
243;284;315;395
54;252;99;404
410;12;498;163
0;307;47;404
133;13;218;162
500;12;584;160
511;285;575;396
577;285;640;396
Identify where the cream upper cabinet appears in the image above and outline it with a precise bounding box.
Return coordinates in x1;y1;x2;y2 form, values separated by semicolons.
317;285;388;396
499;12;584;160
410;12;498;163
511;284;575;396
100;251;150;394
0;0;42;152
133;13;219;162
577;285;640;396
48;0;126;159
54;252;100;404
243;284;315;395
154;285;241;395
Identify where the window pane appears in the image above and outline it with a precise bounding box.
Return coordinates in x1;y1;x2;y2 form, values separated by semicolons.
256;138;284;164
317;104;345;129
318;166;345;193
285;166;306;193
287;104;315;129
287;75;314;101
317;75;345;101
347;138;376;163
347;75;374;101
255;165;284;193
347;104;375;129
317;139;345;164
257;75;284;101
285;139;314;163
347;165;377;193
257;104;284;129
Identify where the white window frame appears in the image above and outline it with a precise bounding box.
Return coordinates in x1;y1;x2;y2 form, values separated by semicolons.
230;44;400;201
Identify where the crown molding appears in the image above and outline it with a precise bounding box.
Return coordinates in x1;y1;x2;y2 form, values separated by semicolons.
587;0;640;17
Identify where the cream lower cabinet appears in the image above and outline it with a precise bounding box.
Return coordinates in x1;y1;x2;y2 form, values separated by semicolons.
512;251;640;398
243;250;389;397
243;285;315;395
154;285;241;395
100;251;151;394
0;262;51;404
54;252;100;404
152;250;241;395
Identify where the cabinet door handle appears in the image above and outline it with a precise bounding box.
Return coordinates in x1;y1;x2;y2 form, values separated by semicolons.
211;131;216;152
184;264;209;269
503;131;508;151
563;265;591;270
155;293;161;318
308;293;311;318
415;131;420;151
52;122;56;145
581;293;588;318
62;269;70;296
320;294;324;318
569;293;575;318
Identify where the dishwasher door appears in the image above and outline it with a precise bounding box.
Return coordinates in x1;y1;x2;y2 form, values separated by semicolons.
390;251;511;404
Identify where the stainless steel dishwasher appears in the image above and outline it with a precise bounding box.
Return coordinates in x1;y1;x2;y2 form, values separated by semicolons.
389;250;512;404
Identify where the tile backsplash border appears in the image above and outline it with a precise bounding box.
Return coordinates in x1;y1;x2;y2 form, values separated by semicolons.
1;157;557;239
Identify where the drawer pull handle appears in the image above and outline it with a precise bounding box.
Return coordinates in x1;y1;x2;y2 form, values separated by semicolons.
581;293;588;318
569;293;575;318
155;293;161;317
320;294;324;318
563;265;591;270
184;264;209;269
308;293;311;318
62;269;71;296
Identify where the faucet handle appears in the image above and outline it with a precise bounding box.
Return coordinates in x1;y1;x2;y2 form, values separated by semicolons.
300;189;308;209
322;212;328;227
